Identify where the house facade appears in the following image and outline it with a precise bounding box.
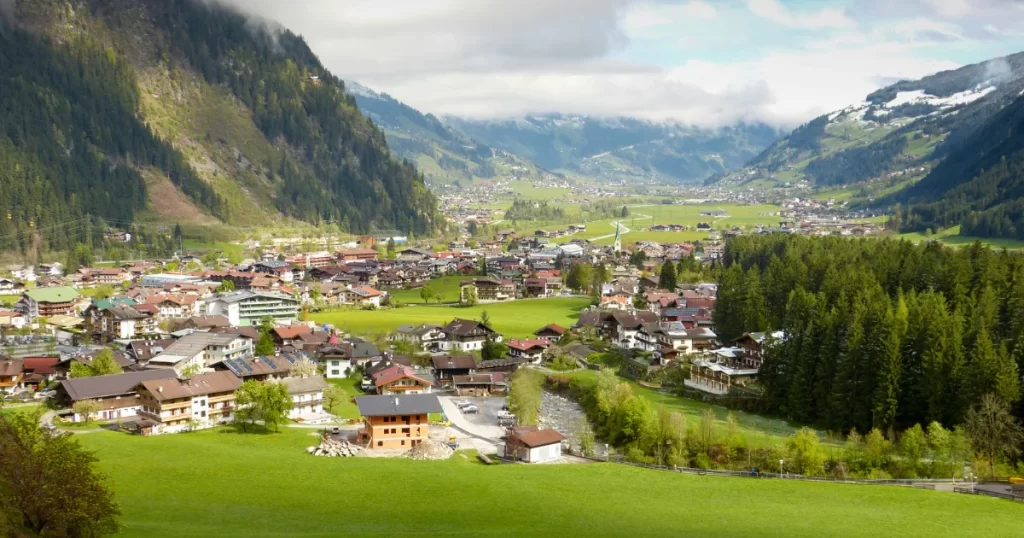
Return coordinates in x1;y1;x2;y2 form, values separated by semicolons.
18;287;81;320
355;394;442;449
280;376;329;421
203;291;299;327
439;318;501;352
136;371;242;435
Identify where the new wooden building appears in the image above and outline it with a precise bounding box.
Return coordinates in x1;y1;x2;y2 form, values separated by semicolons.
355;394;442;449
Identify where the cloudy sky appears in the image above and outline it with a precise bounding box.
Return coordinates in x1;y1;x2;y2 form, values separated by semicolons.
221;0;1024;128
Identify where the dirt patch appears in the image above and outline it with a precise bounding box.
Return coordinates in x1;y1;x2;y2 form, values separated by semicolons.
142;169;218;225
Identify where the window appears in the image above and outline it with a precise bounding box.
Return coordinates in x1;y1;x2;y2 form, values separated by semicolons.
201;411;206;418
401;440;405;446
331;370;340;376
401;415;409;422
377;441;383;447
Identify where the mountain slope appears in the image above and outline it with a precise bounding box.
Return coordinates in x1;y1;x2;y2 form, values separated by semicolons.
897;94;1024;238
446;114;780;184
0;0;439;250
347;82;543;184
711;52;1024;190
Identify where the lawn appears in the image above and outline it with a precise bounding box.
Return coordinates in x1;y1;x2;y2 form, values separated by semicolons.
311;297;590;339
388;275;467;304
572;203;784;246
0;294;18;307
74;428;1024;537
325;377;363;419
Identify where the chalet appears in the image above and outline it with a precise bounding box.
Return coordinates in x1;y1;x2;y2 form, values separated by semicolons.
610;311;660;350
504;426;565;463
356;394;441;449
316;337;382;374
505;339;550;364
440;318;501;352
86;303;157;341
136;371;243;435
342;286;384;307
280;375;330;421
143;294;200;318
732;331;783;369
372;364;434;395
431;354;476;386
687;349;759;395
461;277;515;303
56;369;179;422
393;324;445;349
452;373;507;396
19;357;59;388
0;358;23;394
534;324;566;341
0;278;17;292
658;326;717;356
272;325;313;349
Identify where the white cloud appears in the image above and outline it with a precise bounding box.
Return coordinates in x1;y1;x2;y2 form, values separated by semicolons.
626;0;717;37
747;0;855;30
211;0;1017;129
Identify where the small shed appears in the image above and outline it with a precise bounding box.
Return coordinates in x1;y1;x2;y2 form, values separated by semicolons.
504;426;565;463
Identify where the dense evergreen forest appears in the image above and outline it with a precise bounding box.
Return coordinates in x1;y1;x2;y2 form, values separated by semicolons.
0;0;439;259
0;25;224;255
715;235;1022;434
147;0;438;235
899;95;1024;239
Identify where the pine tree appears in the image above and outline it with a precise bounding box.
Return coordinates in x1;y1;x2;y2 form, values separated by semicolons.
658;261;677;291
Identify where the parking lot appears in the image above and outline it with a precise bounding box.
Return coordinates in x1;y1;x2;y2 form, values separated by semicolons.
453;396;508;429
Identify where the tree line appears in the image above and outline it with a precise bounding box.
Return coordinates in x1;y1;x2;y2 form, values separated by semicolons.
715;235;1023;436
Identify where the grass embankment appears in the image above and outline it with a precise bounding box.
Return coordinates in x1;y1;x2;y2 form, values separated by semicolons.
388;275;467;304
0;294;19;307
75;428;1024;537
325;377;363;419
561;369;810;446
311;297;590;339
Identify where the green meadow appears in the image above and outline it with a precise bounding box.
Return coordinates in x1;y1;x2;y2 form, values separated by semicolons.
71;428;1024;537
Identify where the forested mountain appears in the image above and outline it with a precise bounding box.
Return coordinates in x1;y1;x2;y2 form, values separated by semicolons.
347;82;544;184
896;95;1024;238
446;114;780;184
716;234;1022;433
0;0;438;257
710;52;1024;190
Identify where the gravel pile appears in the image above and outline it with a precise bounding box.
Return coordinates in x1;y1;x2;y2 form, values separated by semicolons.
404;439;455;460
307;435;363;457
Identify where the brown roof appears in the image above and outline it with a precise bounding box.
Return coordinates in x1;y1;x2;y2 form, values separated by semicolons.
535;323;566;336
139;371;242;402
59;369;179;401
516;428;565;448
452;373;506;385
273;325;312;340
0;358;24;377
21;357;59;375
187;315;231;328
372;365;433;388
431;354;476;370
442;318;494;337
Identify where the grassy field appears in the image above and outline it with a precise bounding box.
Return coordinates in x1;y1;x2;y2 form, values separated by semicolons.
563;370;807;446
182;239;246;261
0;294;18;307
325;377;363;419
571;203;783;246
899;226;1024;250
312;297;590;339
73;428;1024;537
388;275;467;304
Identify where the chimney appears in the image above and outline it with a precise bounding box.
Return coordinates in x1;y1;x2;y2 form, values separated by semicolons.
394;396;399;407
158;386;163;393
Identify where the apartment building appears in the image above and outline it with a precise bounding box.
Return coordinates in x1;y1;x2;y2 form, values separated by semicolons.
203;291;299;327
136;371;242;435
147;331;253;374
18;287;81;320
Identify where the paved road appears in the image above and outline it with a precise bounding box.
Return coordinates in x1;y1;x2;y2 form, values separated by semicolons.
589;214;653;241
438;395;505;443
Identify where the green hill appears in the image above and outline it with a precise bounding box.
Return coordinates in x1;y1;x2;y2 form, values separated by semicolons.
78;428;1024;537
0;0;439;257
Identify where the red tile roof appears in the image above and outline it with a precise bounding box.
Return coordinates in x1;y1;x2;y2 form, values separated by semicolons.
372;365;432;388
22;357;59;375
506;339;551;352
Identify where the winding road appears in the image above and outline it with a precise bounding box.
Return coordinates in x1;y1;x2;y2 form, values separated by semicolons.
589;213;653;242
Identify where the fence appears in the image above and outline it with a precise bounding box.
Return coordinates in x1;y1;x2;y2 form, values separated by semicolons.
954;486;1024;503
599;453;962;488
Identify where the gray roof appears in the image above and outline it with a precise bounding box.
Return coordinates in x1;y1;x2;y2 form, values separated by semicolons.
206;290;298;305
355;394;442;416
150;332;249;365
59;369;179;401
279;375;330;394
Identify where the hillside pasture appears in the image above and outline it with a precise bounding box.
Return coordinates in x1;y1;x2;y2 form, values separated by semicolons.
73;428;1024;537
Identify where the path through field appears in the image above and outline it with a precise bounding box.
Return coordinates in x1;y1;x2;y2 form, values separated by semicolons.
589;213;652;241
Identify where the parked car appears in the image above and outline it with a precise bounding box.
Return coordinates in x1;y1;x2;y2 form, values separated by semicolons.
461;405;479;414
331;426;341;435
453;400;473;408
